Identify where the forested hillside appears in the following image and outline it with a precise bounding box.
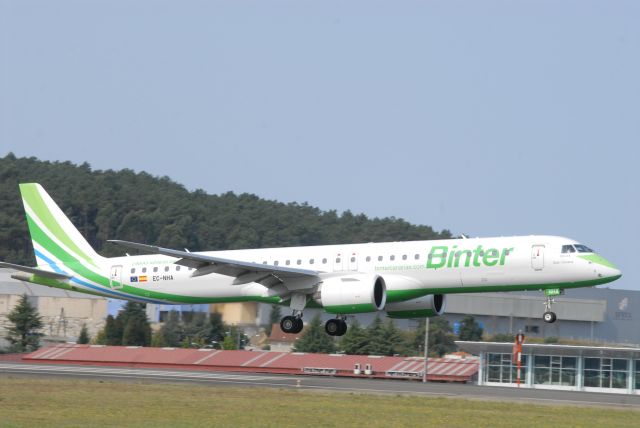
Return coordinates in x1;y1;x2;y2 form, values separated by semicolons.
0;154;450;265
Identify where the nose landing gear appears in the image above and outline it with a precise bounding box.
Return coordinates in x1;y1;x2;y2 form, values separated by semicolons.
542;288;563;323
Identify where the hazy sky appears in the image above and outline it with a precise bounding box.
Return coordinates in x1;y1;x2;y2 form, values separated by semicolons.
1;1;639;290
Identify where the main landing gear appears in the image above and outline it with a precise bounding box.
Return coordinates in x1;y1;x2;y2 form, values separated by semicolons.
279;312;348;336
278;293;349;336
280;313;304;334
325;317;348;336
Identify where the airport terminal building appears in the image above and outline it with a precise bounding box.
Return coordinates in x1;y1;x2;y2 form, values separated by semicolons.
457;341;640;395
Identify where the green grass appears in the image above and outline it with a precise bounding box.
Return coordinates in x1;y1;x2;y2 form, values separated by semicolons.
0;376;638;427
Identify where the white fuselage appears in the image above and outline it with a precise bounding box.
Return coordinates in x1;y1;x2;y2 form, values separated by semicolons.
94;235;620;307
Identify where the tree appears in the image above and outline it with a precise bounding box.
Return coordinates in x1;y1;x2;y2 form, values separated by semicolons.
221;325;248;350
122;315;151;346
414;317;457;357
6;294;43;352
266;304;282;336
103;315;122;345
381;319;408;356
458;315;483;341
0;154;450;268
155;310;182;347
292;314;336;354
77;324;90;344
428;318;457;357
222;335;237;350
183;312;213;347
119;302;151;346
206;312;226;346
360;316;388;355
339;319;369;355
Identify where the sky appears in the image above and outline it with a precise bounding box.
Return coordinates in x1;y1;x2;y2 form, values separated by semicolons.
1;1;639;290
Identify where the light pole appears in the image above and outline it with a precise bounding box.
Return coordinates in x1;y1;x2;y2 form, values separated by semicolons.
422;317;429;383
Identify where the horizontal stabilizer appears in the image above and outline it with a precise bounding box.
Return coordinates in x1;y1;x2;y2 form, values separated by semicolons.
0;261;72;281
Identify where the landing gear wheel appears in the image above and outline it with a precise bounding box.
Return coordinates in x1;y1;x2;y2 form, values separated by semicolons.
543;311;557;323
281;315;302;333
292;317;304;333
337;319;347;336
325;319;341;336
325;319;348;336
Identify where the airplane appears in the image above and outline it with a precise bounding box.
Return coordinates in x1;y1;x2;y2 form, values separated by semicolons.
0;183;622;336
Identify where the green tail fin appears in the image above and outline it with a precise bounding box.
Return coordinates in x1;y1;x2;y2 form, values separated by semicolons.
19;183;102;267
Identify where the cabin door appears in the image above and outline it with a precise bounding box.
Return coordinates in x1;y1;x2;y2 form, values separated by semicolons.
531;245;545;271
110;265;124;289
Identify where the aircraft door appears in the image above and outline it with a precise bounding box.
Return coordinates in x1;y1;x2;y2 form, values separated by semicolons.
110;265;124;289
531;245;545;271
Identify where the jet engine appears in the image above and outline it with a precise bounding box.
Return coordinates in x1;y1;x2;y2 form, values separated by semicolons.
313;274;386;314
385;294;446;318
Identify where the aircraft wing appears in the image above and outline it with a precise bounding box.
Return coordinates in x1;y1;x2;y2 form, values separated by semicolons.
0;261;72;281
108;240;321;290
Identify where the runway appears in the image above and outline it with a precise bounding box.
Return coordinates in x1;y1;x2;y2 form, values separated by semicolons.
2;362;640;409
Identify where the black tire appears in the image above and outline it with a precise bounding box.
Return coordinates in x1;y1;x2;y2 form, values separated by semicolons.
337;320;348;336
280;316;297;333
325;319;340;336
292;317;304;334
543;311;557;323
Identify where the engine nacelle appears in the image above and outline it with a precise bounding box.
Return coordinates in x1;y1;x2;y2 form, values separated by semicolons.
314;274;386;314
385;294;446;318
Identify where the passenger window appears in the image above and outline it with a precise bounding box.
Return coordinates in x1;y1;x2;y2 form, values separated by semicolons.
165;266;170;272
402;255;407;260
336;257;341;263
350;257;356;262
142;267;147;273
561;245;576;254
286;260;291;266
414;254;420;260
366;256;371;262
322;258;327;264
131;268;136;274
378;256;383;261
297;259;302;265
274;261;279;266
390;255;395;261
176;266;181;271
263;261;267;265
310;259;314;265
153;267;158;273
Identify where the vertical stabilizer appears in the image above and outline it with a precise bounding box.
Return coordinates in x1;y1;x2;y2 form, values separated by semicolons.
19;183;103;267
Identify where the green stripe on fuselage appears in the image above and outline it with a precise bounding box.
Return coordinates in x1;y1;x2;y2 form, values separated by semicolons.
27;212;282;304
579;254;617;269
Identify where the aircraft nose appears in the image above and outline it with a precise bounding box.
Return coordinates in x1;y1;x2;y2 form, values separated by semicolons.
580;254;622;280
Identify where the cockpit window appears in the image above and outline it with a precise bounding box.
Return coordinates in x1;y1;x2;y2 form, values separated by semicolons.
574;244;594;253
561;245;576;254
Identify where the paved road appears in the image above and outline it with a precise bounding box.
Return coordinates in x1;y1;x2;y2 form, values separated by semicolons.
2;362;640;409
